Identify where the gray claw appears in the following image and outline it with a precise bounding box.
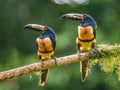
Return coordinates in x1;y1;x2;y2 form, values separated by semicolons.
77;50;81;59
52;56;57;65
94;48;101;57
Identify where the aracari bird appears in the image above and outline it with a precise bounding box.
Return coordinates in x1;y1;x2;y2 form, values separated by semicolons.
61;13;99;81
24;24;57;86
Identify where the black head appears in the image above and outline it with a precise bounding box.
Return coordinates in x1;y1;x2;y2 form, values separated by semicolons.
61;13;97;29
24;24;57;40
81;14;97;29
40;26;57;40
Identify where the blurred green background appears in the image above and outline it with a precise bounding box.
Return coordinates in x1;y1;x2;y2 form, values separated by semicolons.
0;0;120;90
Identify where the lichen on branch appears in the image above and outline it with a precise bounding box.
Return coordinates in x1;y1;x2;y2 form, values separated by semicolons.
90;44;120;80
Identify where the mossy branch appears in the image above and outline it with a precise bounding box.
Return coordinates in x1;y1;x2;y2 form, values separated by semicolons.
97;44;120;80
0;44;120;82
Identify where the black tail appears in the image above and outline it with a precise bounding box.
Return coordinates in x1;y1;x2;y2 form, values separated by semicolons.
80;60;89;81
39;69;48;87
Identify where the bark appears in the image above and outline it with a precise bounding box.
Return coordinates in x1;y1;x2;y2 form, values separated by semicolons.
0;53;89;81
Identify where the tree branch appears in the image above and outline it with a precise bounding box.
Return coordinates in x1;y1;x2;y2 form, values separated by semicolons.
0;53;89;81
0;44;120;81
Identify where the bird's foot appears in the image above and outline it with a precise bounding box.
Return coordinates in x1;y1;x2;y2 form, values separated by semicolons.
39;59;45;68
52;56;57;65
89;48;101;58
94;48;101;57
77;50;81;59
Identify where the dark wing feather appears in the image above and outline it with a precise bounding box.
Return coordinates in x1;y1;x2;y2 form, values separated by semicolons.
50;37;56;50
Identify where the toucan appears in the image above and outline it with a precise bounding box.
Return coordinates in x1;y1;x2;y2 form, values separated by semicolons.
24;24;57;86
61;13;99;81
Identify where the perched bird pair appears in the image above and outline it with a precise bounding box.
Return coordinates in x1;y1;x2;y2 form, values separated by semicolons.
24;13;98;86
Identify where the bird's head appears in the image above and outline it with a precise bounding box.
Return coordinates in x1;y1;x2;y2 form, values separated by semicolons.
61;13;97;29
24;24;57;39
24;24;45;34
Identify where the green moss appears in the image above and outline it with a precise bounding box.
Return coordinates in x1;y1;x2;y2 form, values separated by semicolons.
99;56;116;73
95;44;120;81
90;44;120;81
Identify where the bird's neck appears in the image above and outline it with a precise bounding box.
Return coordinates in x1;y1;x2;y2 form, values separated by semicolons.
78;26;95;40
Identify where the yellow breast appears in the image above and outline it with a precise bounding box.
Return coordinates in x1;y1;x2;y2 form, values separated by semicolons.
78;26;94;40
36;37;54;60
77;26;96;52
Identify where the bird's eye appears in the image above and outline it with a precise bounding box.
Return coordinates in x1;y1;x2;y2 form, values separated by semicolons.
83;15;86;19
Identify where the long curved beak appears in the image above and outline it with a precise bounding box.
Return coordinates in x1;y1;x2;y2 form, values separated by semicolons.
24;24;45;32
61;13;85;21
